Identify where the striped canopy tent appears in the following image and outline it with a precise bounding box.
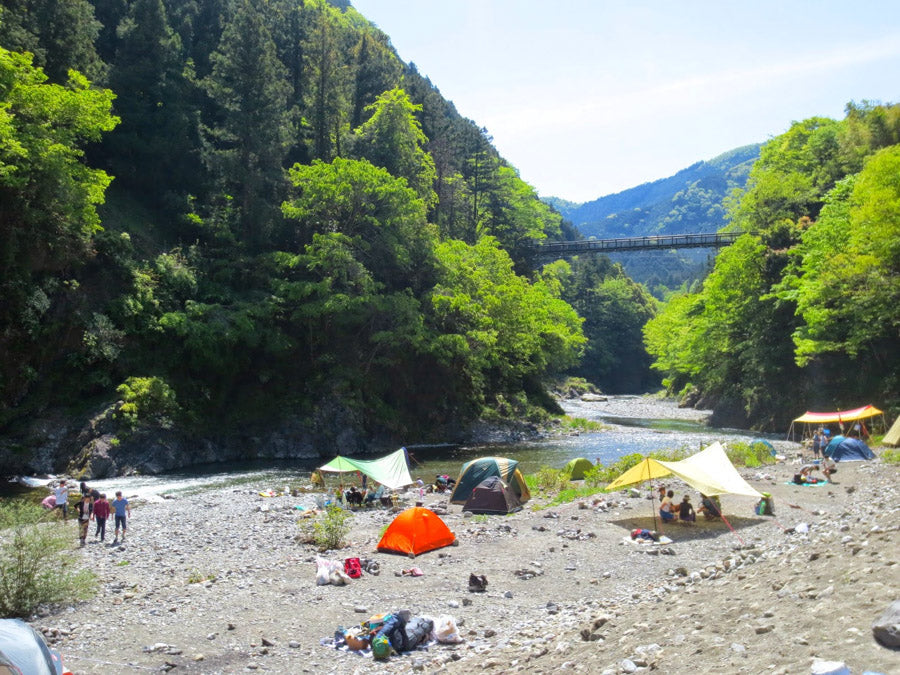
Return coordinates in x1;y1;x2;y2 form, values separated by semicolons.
787;405;884;440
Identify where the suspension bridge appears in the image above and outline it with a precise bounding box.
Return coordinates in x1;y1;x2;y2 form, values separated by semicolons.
531;231;747;257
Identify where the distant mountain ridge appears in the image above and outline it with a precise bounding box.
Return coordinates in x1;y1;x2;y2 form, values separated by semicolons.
552;144;761;238
546;144;761;293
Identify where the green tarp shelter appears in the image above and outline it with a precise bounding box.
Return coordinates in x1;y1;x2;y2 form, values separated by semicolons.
319;447;413;490
563;457;594;480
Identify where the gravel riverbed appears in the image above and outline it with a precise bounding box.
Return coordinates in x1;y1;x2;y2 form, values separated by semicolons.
27;433;899;675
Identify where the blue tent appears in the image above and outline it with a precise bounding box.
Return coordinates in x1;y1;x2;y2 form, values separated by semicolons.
824;436;875;461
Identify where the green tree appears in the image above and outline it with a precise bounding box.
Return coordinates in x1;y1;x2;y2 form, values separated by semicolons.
787;147;900;401
559;256;657;392
202;0;292;249
104;0;200;202
0;0;105;84
353;87;437;208
301;0;352;161
0;47;118;410
0;502;95;617
350;30;401;128
428;236;585;409
282;157;437;293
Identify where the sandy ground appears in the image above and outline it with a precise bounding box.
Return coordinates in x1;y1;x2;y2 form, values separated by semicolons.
26;438;899;675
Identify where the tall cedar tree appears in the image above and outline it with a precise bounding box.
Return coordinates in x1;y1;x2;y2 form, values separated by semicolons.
202;0;292;249
105;0;199;203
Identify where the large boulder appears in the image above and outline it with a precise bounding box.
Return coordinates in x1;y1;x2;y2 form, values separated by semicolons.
872;599;900;648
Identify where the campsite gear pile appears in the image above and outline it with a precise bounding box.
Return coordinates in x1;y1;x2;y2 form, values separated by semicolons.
333;610;437;659
754;492;775;516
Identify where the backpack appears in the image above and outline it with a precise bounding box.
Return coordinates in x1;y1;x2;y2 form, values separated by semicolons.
371;635;392;660
344;557;362;579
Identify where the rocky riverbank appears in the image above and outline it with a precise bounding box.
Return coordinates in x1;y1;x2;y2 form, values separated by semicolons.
29;445;899;674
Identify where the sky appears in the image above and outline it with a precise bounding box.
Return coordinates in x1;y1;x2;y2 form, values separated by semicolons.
350;1;900;203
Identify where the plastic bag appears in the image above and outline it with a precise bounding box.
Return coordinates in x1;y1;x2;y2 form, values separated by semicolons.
432;615;463;644
316;556;343;585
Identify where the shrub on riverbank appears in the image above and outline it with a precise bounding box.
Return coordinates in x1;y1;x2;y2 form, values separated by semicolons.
0;502;95;617
297;505;353;551
882;448;900;464
726;441;777;467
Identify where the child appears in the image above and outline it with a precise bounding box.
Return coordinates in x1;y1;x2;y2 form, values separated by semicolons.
74;494;92;546
111;491;131;543
92;493;110;542
659;490;676;522
678;495;696;522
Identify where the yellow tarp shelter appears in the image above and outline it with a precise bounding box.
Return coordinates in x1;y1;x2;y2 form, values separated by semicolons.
885;416;900;447
607;442;762;498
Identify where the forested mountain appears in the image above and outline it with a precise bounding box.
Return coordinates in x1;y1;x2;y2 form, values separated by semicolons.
551;145;760;293
0;0;656;472
645;103;900;429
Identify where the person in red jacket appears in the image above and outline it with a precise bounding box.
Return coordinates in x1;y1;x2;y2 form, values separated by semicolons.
91;493;111;542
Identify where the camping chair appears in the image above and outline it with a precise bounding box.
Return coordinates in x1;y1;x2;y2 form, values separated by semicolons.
366;485;385;507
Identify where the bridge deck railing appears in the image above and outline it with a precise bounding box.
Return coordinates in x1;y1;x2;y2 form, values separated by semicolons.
532;231;746;255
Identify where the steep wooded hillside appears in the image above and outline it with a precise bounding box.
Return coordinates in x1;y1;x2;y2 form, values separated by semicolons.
0;0;657;474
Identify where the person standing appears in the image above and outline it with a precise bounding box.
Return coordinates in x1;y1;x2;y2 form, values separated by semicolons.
92;493;110;542
111;491;131;544
53;480;70;521
74;494;92;546
811;429;822;459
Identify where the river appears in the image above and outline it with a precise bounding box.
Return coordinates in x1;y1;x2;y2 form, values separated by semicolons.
7;396;795;502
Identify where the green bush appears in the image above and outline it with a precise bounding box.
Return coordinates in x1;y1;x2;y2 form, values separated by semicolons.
532;466;570;493
0;502;95;617
725;441;776;468
582;465;606;488
115;376;179;430
881;448;900;464
311;505;353;551
593;452;646;484
558;416;606;433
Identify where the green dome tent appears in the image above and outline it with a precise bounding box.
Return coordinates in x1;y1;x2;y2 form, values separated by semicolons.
449;457;530;505
563;457;594;480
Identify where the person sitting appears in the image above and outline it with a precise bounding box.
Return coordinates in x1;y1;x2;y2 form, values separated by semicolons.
659;490;676;522
365;484;384;505
379;488;393;507
821;458;836;481
793;464;824;484
698;494;721;520
678;495;696;522
345;486;363;507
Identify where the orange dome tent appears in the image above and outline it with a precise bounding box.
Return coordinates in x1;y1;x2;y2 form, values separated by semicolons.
377;507;456;557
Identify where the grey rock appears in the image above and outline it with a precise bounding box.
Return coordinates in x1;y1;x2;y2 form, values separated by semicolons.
872;599;900;648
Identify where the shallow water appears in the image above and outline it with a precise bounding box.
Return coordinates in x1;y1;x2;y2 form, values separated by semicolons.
8;397;793;501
